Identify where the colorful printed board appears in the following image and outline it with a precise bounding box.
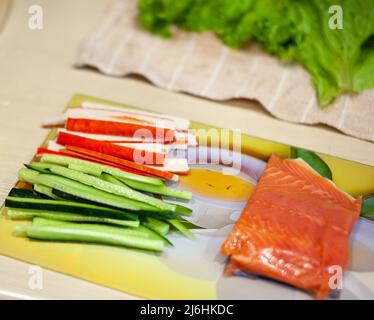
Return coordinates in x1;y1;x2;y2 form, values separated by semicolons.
0;94;373;299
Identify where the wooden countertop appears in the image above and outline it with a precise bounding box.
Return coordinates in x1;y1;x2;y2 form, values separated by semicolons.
1;0;373;299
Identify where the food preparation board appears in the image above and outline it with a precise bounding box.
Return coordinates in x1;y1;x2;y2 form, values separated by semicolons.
1;94;374;299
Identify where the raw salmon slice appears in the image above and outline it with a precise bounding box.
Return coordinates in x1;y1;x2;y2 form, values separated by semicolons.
221;154;361;299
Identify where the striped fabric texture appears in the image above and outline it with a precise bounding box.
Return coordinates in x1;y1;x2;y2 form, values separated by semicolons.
76;0;374;142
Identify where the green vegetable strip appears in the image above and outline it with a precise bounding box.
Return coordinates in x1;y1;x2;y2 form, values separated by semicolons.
168;219;194;239
68;162;102;177
32;218;162;242
137;224;173;246
290;147;333;180
51;189;97;204
7;209;140;227
25;163;52;174
115;175;192;200
142;216;170;236
102;174;191;217
173;204;193;216
19;219;164;252
8;188;37;199
18;168;159;212
34;184;62;200
41;154;164;186
48;165;175;212
5;196;139;221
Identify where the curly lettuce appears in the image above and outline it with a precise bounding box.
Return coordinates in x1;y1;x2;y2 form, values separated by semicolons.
138;0;374;107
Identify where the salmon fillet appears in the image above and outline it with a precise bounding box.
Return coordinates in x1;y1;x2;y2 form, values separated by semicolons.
221;154;361;299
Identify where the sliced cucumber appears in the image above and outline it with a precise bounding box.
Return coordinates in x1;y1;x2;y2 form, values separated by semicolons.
48;165;175;212
168;219;194;239
142;216;170;236
7;209;140;227
68;162;102;177
19;218;164;252
34;184;62;200
18;168;158;212
8;188;39;199
5;196;138;221
173;204;193;216
52;189;97;205
114;176;192;200
32;218;163;242
101;174;192;215
137;210;184;220
51;188;185;220
25;162;55;174
32;218;168;244
138;224;173;246
40;154;164;186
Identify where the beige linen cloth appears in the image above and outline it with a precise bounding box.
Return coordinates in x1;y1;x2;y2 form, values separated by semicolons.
76;0;374;142
0;0;10;33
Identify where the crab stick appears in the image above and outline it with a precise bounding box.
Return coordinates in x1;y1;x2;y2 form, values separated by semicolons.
80;101;190;130
66;118;175;143
66;108;175;130
64;145;178;181
56;129;188;150
57;131;166;165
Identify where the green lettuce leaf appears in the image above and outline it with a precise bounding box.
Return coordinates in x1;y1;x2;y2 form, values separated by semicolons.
138;0;374;108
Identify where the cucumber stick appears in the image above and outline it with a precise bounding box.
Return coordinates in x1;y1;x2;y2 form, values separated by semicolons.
25;162;54;173
18;218;164;252
115;176;192;200
48;165;175;212
142;216;170;236
5;196;138;221
34;184;62;200
51;189;97;204
68;163;102;177
173;204;193;216
18;168;159;212
31;217;170;245
40;154;164;186
102;175;192;216
52;189;180;219
168;219;194;239
7;209;140;227
8;188;39;199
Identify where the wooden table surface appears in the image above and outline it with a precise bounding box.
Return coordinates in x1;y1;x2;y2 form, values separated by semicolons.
1;0;373;299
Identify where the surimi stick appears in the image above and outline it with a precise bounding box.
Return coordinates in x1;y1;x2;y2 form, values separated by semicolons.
66;118;175;143
43;105;191;131
64;145;179;182
80;101;190;130
37;148;63;156
57;131;166;165
47;141;64;152
57;129;165;143
57;129;193;148
66;108;175;130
